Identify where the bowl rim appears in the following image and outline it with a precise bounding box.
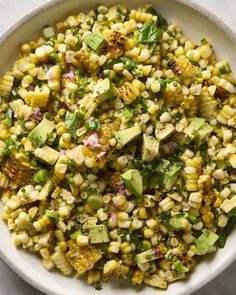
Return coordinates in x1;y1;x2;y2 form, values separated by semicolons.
1;1;236;295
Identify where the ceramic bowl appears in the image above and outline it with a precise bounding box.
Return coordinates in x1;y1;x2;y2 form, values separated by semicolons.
1;1;236;294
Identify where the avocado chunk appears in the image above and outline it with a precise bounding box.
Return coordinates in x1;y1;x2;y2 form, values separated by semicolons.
155;122;175;141
136;248;160;264
87;193;103;210
34;145;59;165
28;119;55;147
163;162;182;191
121;169;143;200
94;78;115;102
169;217;188;231
174;260;188;274
89;224;110;244
194;123;213;147
195;229;219;255
114;126;141;148
215;160;228;170
184;117;205;141
142;134;159;162
85;33;106;52
105;5;126;22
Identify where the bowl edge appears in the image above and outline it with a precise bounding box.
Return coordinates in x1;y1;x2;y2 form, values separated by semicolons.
0;1;236;295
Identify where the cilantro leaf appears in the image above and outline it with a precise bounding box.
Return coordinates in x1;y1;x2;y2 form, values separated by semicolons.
65;111;84;135
138;21;163;44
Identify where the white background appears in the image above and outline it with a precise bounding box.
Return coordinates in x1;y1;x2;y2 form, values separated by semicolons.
0;0;235;294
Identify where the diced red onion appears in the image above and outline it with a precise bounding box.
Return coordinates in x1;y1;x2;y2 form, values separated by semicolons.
63;71;75;80
111;214;117;222
118;183;126;195
86;261;92;268
31;107;42;122
154;249;161;256
47;71;54;80
167;141;177;151
83;132;101;148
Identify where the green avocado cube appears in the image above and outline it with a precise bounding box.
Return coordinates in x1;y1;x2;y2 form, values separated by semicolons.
87;193;103;210
28;119;55;147
155;122;175;141
89;224;110;244
94;78;115;101
184;117;205;140
195;229;219;255
163;162;182;191
114;126;141;148
34;145;59;165
86;33;106;52
142;134;159;162
169;217;188;231
194;123;213;147
121;169;143;200
105;5;126;22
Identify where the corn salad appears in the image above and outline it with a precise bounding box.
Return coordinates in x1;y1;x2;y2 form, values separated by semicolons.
0;4;236;290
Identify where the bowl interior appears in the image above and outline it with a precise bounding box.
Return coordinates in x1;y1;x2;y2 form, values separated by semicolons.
1;1;236;295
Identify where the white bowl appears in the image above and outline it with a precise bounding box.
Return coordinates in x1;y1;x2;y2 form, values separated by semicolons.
1;1;236;294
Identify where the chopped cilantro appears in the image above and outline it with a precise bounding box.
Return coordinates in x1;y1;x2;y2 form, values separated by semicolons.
65;111;84;135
